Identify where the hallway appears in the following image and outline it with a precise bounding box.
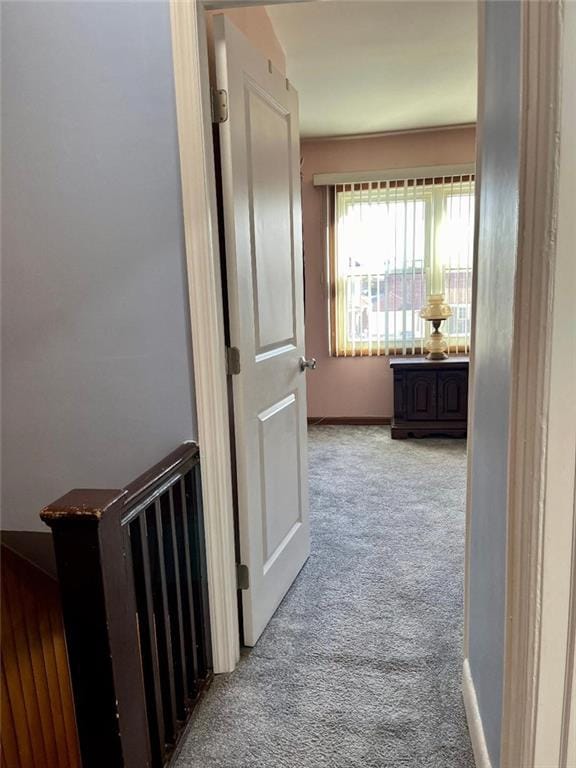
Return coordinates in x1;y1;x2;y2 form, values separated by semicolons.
175;426;474;767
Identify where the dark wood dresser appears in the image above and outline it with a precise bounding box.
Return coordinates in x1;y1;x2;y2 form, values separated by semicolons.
390;356;469;438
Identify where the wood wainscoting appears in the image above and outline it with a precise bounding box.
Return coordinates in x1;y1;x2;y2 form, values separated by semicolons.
1;540;80;768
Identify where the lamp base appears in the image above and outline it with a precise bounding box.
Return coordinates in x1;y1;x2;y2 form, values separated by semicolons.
424;320;449;360
425;350;449;361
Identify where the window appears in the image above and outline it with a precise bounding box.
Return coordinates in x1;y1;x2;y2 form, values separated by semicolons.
328;173;475;356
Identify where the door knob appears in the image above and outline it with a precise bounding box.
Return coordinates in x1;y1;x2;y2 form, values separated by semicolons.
299;357;317;372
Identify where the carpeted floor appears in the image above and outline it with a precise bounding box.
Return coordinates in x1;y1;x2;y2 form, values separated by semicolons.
175;426;474;768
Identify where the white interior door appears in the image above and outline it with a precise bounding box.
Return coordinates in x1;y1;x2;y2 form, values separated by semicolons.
213;14;312;646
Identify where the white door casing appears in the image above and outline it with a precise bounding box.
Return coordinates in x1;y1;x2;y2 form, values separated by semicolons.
170;0;239;673
213;14;311;646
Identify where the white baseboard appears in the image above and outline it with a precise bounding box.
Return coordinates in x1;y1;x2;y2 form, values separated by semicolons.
462;658;493;768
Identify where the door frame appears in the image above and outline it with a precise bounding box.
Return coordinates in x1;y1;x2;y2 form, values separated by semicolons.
169;17;575;768
169;0;238;674
463;2;576;767
168;0;310;674
498;2;576;765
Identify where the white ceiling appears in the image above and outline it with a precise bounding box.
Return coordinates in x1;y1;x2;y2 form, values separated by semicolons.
266;1;477;138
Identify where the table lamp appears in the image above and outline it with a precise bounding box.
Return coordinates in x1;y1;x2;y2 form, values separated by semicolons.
420;294;453;360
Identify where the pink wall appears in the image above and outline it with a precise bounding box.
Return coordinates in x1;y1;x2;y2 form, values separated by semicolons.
206;7;286;74
302;126;476;419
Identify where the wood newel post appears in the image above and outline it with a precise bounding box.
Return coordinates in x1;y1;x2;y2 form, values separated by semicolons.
41;490;152;768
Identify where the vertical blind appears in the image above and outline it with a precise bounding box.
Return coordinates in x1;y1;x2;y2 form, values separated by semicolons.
328;174;475;357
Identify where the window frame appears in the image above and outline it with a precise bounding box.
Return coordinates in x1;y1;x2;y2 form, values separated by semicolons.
327;176;475;357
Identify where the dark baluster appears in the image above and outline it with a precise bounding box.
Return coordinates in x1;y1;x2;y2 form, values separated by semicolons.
172;477;200;699
129;517;165;768
187;466;213;677
145;501;177;744
160;489;188;721
195;464;214;675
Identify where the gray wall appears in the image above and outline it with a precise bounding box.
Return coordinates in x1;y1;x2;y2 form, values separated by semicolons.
468;1;521;765
1;2;196;530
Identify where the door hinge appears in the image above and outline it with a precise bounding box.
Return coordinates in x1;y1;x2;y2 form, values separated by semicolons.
236;563;249;590
226;346;241;376
211;88;228;124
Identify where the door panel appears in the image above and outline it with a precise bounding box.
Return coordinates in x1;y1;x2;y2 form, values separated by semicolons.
247;88;295;352
437;371;468;420
406;372;437;420
213;15;311;647
258;394;302;566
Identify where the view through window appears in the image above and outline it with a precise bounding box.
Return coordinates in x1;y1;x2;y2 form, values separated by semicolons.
329;174;475;356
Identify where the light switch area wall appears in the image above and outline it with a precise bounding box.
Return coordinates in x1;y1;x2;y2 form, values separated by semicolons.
1;2;196;531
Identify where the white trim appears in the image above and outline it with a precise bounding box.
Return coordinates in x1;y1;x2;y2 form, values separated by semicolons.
169;0;239;673
463;659;493;768
533;1;576;763
463;0;485;661
500;0;566;764
313;163;475;187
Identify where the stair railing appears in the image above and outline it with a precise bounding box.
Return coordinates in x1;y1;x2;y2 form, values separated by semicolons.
41;442;212;768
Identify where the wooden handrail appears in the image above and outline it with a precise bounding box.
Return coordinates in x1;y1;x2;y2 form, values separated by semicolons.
41;443;199;524
41;442;212;768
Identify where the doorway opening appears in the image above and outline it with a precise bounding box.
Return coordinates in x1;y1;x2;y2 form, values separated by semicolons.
173;2;477;766
171;0;576;764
